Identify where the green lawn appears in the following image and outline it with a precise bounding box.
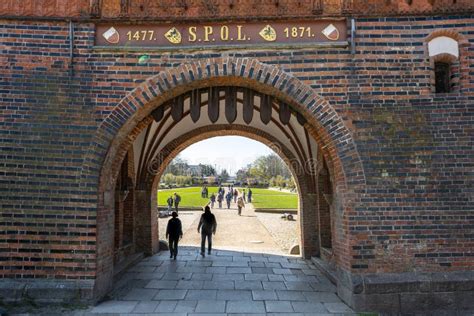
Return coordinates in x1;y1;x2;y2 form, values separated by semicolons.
157;186;219;208
157;186;298;209
249;188;298;209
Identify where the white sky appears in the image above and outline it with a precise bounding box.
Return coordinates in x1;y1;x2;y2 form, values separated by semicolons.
178;136;274;175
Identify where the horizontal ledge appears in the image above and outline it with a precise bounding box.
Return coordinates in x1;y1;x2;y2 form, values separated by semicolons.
92;41;350;53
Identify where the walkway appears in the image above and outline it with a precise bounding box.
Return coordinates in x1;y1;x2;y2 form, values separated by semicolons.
82;193;354;315
87;247;354;315
180;197;283;255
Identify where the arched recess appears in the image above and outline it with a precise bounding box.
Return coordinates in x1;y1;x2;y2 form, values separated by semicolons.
82;57;366;299
144;124;314;258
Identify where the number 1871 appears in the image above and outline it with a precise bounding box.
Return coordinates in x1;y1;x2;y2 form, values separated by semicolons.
283;27;312;38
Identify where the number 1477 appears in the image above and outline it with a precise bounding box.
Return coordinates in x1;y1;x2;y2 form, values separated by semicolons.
127;30;155;41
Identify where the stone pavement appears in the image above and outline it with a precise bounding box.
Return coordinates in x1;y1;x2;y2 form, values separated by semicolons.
78;247;354;315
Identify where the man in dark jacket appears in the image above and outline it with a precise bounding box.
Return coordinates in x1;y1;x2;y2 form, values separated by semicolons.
197;206;217;257
166;212;183;260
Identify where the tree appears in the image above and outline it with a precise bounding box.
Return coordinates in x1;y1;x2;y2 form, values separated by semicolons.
162;173;175;186
199;163;216;176
236;167;250;183
219;169;229;182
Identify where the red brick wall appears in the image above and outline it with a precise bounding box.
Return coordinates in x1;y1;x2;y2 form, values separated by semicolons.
0;12;473;285
0;0;472;19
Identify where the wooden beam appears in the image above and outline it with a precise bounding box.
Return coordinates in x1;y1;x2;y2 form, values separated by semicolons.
279;101;291;125
243;88;254;124
208;87;220;123
190;89;201;123
171;94;184;121
225;87;237;123
260;94;272;125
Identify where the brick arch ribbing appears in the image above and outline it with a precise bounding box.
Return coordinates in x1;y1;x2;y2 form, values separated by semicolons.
82;57;365;194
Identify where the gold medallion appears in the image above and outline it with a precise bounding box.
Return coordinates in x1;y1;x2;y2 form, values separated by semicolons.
165;27;182;44
259;25;277;42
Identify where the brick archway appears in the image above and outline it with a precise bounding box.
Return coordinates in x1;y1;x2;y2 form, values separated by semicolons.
86;58;366;299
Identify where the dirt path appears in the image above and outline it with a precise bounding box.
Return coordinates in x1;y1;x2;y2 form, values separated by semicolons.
180;193;284;255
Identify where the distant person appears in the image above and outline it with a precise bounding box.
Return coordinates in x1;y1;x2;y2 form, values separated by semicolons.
233;189;238;203
197;206;217;257
210;193;216;208
225;191;232;209
237;196;245;216
247;188;252;203
174;193;181;213
204;186;208;198
166;212;183;260
217;192;223;208
242;189;246;202
166;196;173;214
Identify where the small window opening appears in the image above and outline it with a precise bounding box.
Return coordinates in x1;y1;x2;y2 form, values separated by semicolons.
435;62;451;93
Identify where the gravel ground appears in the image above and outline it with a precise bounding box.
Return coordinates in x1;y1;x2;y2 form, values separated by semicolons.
255;212;299;253
158;209;201;241
158;207;299;255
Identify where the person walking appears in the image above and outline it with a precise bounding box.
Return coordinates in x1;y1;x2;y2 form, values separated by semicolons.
225;191;232;209
166;195;173;215
166;212;183;260
173;192;181;213
242;189;246;202
197;206;217;257
210;193;216;208
247;188;252;203
237;196;245;216
233;188;238;203
217;192;223;208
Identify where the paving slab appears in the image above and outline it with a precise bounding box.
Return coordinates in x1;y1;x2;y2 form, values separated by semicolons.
262;281;287;290
216;289;253;301
291;301;328;313
202;280;235;290
284;281;314;291
195;300;227;313
234;280;264;290
185;289;218;300
226;300;266;313
155;300;178;312
153;289;188;300
145;280;178;289
175;280;204;290
122;288;159;301
213;273;244;281
174;300;197;312
132;300;160;313
252;289;278;301
276;290;307;301
90;300;138;313
303;291;341;302
324;302;355;313
244;273;269;281
265;300;294;312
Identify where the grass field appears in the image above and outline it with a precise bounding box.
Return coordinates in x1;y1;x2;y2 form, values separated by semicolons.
250;188;298;209
158;187;298;209
157;186;219;208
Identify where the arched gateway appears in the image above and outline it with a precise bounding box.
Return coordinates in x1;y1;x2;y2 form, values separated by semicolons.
87;58;365;299
1;2;473;314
